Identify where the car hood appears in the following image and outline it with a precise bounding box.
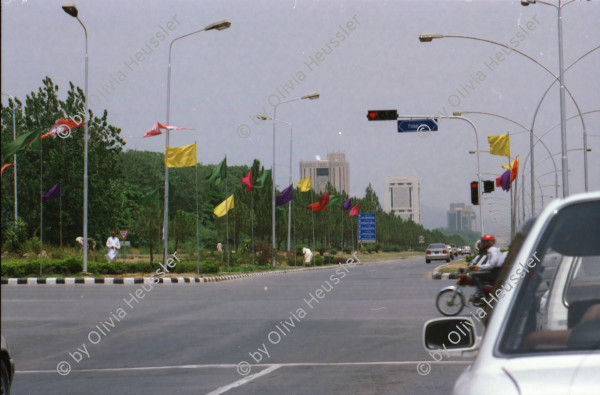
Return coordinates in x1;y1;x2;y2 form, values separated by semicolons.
453;353;600;395
502;353;600;394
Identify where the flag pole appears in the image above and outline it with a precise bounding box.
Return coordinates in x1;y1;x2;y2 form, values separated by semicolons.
225;156;230;273
195;144;200;275
251;188;255;271
60;182;63;249
293;199;297;267
40;135;43;275
311;189;315;265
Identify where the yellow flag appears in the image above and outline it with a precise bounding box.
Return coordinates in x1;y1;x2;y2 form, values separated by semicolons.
213;195;234;217
164;143;196;168
488;134;510;157
296;176;311;192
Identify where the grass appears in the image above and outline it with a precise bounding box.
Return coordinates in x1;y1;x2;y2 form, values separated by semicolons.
436;258;469;273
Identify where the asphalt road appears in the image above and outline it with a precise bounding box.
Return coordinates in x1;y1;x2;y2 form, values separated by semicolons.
1;256;475;394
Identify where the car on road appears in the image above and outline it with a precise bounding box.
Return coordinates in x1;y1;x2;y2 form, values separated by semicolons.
463;246;471;255
446;244;455;260
451;244;462;255
1;335;15;395
423;191;600;394
426;243;451;263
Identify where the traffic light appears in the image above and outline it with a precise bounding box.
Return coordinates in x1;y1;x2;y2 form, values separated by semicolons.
471;181;480;205
366;110;398;121
483;180;495;193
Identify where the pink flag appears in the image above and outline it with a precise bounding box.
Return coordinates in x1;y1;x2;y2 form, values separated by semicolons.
143;122;191;138
241;170;252;191
349;204;359;217
42;119;85;139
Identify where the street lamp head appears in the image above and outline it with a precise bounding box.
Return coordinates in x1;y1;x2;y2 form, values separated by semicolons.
204;19;231;31
62;2;78;17
469;150;477;154
257;113;271;121
453;111;463;116
419;34;443;42
301;92;320;100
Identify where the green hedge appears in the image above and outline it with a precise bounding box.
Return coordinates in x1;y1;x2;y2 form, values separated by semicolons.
1;258;219;277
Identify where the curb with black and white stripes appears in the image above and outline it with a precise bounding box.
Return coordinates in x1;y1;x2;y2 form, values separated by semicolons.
1;264;357;285
431;266;459;280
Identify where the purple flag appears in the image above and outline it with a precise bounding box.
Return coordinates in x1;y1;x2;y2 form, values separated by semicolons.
342;198;352;210
500;170;511;192
41;183;61;201
275;184;294;207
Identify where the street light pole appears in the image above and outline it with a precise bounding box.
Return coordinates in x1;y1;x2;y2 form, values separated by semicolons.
2;93;18;223
163;19;231;265
270;93;319;266
62;2;89;272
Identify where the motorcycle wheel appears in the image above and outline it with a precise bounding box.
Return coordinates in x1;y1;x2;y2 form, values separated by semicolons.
436;289;465;316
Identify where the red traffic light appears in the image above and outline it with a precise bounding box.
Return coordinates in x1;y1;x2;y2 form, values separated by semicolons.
366;109;398;121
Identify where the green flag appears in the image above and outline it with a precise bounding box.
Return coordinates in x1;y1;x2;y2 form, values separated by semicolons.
206;157;227;185
140;188;159;206
2;129;42;163
254;169;271;189
328;194;344;207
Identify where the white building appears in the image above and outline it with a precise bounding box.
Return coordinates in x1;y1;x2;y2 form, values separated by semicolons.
299;153;350;194
383;176;421;223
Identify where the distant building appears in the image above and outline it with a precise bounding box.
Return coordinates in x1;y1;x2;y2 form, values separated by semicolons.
447;203;476;231
299;153;349;194
383;176;421;224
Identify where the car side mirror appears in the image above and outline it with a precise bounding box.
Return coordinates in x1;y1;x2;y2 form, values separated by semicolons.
423;317;479;356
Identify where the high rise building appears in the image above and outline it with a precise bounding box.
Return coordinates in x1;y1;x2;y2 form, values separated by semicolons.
447;203;477;231
299;153;349;194
383;176;421;224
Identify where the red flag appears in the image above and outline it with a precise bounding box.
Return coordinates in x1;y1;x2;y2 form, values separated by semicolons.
241;170;252;191
144;122;162;138
510;157;519;182
496;176;501;188
1;163;13;176
144;122;191;138
349;204;359;217
306;202;327;211
42;119;84;139
318;192;330;207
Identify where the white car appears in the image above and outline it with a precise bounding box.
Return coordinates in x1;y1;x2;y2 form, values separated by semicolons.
462;246;471;255
423;192;600;394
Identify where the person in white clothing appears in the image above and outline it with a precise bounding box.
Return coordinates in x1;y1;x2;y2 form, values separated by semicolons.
470;234;505;297
106;231;121;263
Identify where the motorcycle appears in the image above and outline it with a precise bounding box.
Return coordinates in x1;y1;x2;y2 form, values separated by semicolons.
435;268;494;316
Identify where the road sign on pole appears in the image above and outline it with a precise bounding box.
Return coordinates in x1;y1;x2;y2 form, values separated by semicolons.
397;118;438;133
358;213;376;243
118;229;129;240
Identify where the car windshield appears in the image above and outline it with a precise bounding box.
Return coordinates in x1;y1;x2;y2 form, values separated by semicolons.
429;244;446;249
499;200;600;354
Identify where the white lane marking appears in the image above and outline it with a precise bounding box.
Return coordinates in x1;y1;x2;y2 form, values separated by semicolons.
17;360;471;374
370;307;387;311
206;364;281;395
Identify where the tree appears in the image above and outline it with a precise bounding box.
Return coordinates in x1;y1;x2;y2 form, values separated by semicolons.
170;210;195;251
134;202;163;262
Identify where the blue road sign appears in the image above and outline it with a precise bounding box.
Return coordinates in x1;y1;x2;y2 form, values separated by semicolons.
358;213;376;243
398;118;438;133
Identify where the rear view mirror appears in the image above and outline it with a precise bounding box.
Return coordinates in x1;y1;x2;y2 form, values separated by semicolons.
423;317;478;352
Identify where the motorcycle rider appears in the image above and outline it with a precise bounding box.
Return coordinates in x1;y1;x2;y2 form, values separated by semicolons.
470;235;504;299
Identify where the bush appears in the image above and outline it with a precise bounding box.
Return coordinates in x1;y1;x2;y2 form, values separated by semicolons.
382;245;392;252
313;256;324;266
465;255;474;263
343;246;352;254
318;247;326;256
254;240;273;265
329;249;338;256
3;218;28;253
374;244;381;253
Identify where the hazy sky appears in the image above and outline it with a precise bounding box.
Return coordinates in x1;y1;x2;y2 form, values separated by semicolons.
2;0;599;234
